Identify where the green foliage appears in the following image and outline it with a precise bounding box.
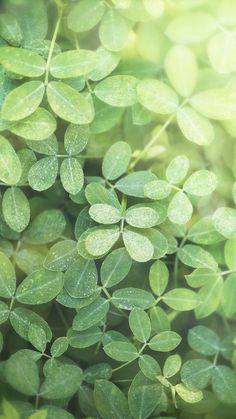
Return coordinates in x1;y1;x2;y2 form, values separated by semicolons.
0;1;236;418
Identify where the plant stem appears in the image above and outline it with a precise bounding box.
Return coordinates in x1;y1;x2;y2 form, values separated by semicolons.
44;9;62;85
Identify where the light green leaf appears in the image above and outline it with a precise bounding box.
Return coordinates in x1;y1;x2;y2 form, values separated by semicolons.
0;14;22;46
221;273;236;318
112;287;155;310
64;124;90;155
94;380;131;419
28;156;58;191
212;207;236;238
102;141;132;180
85;227;120;256
178;244;218;270
0;135;22;185
90;46;120;82
60;157;84;195
190;88;236;120
10;307;52;342
183;170;217;196
166;155;189;185
85;183;121;209
115;171;157;197
104;341;139;361
138;228;168;260
165;45;198;97
125;206;159;228
188;325;220;355
143;0;164;17
163;354;182;378
16;268;64;305
163;288;200;311
2;81;45;121
67;0;105;33
129;308;151;343
181;359;213;390
73;297;109;331
188;216;224;245
123;228;154;262
24;209;66;244
0;251;16;298
28;324;47;352
225;238;236;270
47;81;94;124
94;75;138;107
89;204;121;224
149;331;181;352
0;47;45;77
149;260;169;297
51;337;69;358
138;355;161;381
26;135;58;156
175;384;203;404
50;50;97;78
185;268;220;288
1;398;20;419
64;258;98;298
9;108;56;141
5;351;40;396
167;192;193;225
128;371;162;419
144;180;171;200
208;31;236;74
0;301;9;324
44;240;78;272
166;12;216;44
2;187;30;232
212;366;236;404
101;248;132;288
40;364;83;399
177;106;214;146
99;10;129;52
137;79;179;114
195;275;223;319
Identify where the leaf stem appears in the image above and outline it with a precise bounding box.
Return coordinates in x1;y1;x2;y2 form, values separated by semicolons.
44;9;62;85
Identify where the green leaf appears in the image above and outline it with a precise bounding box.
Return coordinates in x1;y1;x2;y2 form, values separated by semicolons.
149;331;181;352
137;228;168;260
125;206;159;228
165;45;198;97
0;301;9;324
181;359;213;390
2;187;30;232
9;108;57;141
129;308;151;343
23;209;66;244
47;81;94;124
99;10;129;52
90;46;120;82
178;244;218;270
177;106;214;146
1;399;20;419
188;325;220;355
94;75;138;107
144;180;171;200
67;0;105;33
208;32;236;74
225;238;236;270
212;366;236;404
64;124;90;155
44;240;78;272
166;12;216;44
94;380;131;419
67;326;103;348
40;364;83;399
0;135;22;185
190;88;236;120
112;287;155;310
0;47;45;77
163;288;200;311
115;171;157;197
0;14;22;46
188;216;224;245
212;207;236;238
51;337;69;358
28;323;47;352
137;79;179;114
195;275;223;319
89;203;121;224
64;258;98;298
175;384;203;404
0;251;16;298
167;192;193;225
16;268;63;305
166;155;189;185
28;156;58;191
85;183;121;209
183;170;217;196
60;157;84;195
163;354;182;378
85;227;120;257
26;135;58;156
149;260;169;297
138;355;161;381
101;248;132;288
5;351;40;396
73;297;109;331
2;81;45;121
50;49;97;78
222;273;236;318
185;268;220;288
128;371;162;419
123;228;154;262
104;341;139;361
102;141;132;180
10;307;52;342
